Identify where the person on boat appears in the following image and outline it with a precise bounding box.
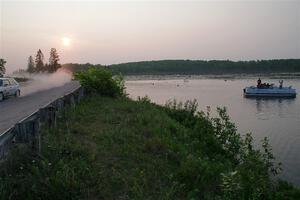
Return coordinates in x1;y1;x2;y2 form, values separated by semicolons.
257;78;262;88
279;80;283;89
262;83;267;88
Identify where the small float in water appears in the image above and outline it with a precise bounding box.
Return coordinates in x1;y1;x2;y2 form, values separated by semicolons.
243;79;297;98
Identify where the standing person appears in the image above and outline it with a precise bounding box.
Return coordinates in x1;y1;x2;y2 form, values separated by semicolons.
279;80;283;88
257;78;262;88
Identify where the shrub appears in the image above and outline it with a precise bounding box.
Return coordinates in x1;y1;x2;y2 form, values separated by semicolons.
137;95;152;104
162;99;290;199
75;67;126;97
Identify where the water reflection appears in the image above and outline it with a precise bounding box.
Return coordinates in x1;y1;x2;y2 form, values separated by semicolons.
252;97;296;120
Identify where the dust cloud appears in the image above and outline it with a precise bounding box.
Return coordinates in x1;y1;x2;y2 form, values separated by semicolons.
15;69;73;96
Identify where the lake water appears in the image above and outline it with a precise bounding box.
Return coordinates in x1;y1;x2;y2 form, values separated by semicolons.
125;77;300;186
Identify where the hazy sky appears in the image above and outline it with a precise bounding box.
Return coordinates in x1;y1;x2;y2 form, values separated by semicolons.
1;0;300;73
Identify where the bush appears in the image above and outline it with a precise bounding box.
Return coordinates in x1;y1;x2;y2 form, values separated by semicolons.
162;100;291;199
75;67;126;97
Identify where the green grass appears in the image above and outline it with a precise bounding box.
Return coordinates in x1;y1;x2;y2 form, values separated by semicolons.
0;95;299;199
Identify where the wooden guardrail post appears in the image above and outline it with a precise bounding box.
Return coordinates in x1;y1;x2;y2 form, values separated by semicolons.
32;114;41;153
47;105;57;128
0;128;16;159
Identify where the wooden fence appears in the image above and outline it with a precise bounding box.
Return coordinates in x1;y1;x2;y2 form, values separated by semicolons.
0;87;84;159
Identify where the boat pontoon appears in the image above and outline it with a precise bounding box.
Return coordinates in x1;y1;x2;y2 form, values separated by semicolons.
243;81;297;98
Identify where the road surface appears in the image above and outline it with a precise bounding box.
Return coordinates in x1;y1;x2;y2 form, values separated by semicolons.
0;81;80;133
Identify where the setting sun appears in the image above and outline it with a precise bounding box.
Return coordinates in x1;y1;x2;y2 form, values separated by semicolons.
62;37;71;46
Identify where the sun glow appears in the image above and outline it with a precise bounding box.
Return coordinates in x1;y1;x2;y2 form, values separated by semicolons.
62;37;71;46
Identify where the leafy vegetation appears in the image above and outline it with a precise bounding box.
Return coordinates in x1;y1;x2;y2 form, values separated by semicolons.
74;67;126;97
62;59;300;75
0;58;6;77
0;95;299;199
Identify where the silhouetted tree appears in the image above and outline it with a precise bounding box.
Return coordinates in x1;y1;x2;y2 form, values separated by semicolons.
35;49;44;72
0;58;6;77
27;56;35;73
44;63;49;72
48;48;61;73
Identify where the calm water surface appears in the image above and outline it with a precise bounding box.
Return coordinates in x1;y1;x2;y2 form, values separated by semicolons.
126;78;300;186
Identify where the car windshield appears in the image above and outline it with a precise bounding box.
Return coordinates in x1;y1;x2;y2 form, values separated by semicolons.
0;80;3;86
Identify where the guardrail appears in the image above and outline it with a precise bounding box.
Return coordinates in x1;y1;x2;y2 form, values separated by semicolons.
0;86;85;159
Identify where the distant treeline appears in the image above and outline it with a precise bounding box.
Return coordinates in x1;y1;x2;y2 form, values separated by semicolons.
62;59;300;75
62;63;104;73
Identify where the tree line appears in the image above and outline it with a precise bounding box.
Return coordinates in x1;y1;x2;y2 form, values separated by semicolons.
108;59;300;75
27;48;61;73
61;59;300;75
2;58;300;77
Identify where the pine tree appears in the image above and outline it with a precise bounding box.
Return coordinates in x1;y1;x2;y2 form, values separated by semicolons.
35;49;44;73
27;56;35;73
44;63;49;72
0;58;6;77
48;48;61;73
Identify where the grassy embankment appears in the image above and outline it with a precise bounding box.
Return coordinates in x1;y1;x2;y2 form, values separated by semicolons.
1;95;300;199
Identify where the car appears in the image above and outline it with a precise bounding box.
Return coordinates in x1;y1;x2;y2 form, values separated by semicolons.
0;78;21;101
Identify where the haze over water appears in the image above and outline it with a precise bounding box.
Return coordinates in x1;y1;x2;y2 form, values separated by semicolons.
126;77;300;186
